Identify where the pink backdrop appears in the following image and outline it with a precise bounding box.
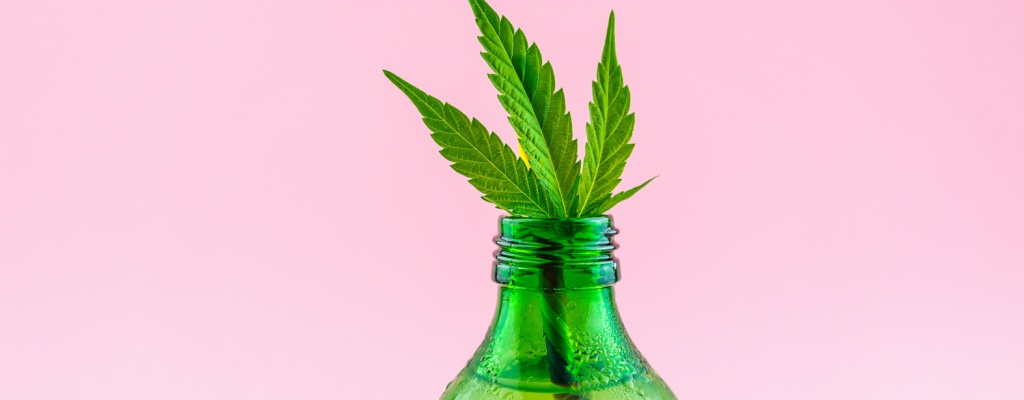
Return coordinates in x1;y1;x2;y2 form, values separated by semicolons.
2;0;1023;398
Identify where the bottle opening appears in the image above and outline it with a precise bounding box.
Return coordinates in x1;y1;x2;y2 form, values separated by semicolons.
493;216;620;290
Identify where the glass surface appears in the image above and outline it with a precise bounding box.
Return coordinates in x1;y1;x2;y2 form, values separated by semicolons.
440;216;676;399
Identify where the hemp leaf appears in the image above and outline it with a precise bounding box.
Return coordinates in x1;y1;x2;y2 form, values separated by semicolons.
385;0;655;218
384;70;554;217
468;0;581;219
577;12;656;216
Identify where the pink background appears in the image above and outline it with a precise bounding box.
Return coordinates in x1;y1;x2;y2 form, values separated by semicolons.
2;0;1023;398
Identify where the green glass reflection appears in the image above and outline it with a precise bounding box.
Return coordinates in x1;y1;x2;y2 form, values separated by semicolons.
441;216;677;399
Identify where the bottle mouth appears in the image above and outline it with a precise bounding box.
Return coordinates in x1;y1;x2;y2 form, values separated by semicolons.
493;215;620;290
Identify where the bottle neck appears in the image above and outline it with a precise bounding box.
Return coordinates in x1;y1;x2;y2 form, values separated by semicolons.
478;284;646;392
467;216;649;392
492;216;620;290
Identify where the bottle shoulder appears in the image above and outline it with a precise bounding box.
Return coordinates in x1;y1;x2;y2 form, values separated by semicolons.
439;286;676;399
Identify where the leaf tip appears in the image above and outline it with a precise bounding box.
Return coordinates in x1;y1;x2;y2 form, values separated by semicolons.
467;0;490;20
602;11;618;65
382;69;402;85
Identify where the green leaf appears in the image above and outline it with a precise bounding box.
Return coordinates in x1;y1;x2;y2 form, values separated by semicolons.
384;70;554;217
469;0;581;218
584;176;656;216
577;11;653;217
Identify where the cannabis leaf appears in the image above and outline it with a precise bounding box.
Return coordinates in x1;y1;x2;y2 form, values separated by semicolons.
384;70;554;217
589;175;657;216
468;0;581;219
384;2;655;219
576;12;655;217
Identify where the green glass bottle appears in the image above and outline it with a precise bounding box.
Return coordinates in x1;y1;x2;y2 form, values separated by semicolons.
441;216;677;399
